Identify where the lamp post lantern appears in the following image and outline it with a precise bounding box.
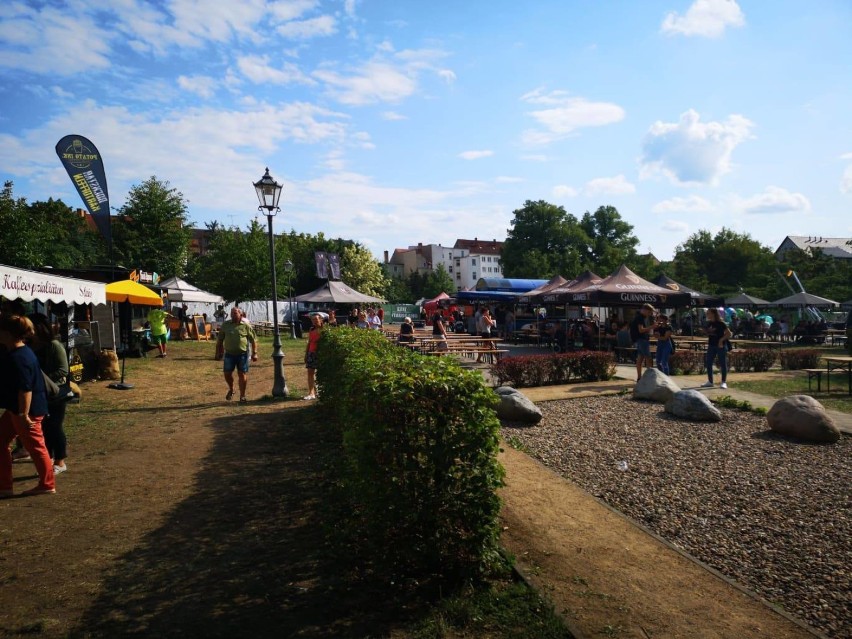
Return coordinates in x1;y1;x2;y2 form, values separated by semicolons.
284;259;296;339
253;167;288;397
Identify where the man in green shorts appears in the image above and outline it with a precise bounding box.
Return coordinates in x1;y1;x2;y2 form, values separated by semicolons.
147;307;172;358
215;307;258;403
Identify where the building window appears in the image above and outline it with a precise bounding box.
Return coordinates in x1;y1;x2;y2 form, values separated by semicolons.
456;273;461;279
448;266;453;273
472;258;477;266
473;272;477;280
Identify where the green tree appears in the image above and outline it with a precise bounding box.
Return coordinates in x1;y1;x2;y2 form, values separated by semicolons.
672;228;776;296
382;276;412;303
0;181;39;267
501;200;589;278
0;182;106;269
777;247;852;303
579;205;639;273
422;263;455;298
340;244;388;298
113;177;192;277
191;220;271;302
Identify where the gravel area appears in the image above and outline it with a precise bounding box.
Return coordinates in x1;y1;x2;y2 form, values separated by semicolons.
501;395;852;638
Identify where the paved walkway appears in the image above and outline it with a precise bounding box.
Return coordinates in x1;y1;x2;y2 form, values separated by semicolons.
464;349;845;638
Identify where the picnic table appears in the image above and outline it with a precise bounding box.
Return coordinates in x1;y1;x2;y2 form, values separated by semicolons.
825;356;852;394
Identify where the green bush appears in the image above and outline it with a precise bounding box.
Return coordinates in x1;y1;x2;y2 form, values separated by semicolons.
779;348;821;370
490;351;616;387
728;348;777;372
316;327;505;582
669;350;705;375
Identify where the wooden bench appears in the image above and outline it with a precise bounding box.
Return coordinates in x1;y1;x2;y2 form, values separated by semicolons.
802;368;824;392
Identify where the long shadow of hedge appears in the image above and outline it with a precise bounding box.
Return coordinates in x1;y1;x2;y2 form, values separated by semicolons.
70;406;411;638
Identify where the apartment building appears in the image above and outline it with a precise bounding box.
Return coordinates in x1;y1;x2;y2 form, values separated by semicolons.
383;238;504;291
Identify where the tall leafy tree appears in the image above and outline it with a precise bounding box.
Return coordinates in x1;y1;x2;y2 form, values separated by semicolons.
672;228;776;296
579;205;639;273
190;220;271;302
777;247;852;303
421;263;455;298
501;200;589;278
113;176;192;276
340;244;388;297
0;181;39;267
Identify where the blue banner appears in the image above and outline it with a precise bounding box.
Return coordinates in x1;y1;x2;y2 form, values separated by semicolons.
55;135;111;247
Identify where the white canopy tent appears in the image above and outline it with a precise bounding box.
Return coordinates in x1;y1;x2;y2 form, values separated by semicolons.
158;276;224;318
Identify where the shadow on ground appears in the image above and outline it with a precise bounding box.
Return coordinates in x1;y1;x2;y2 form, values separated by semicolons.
69;406;410;639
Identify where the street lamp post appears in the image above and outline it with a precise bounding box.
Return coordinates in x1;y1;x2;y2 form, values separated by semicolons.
253;167;288;398
284;259;296;339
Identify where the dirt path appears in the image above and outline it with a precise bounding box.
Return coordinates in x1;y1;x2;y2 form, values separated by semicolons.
0;343;828;638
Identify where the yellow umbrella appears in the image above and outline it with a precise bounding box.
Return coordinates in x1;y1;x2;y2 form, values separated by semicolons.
105;280;163;306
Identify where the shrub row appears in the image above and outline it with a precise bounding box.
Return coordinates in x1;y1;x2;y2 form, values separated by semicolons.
778;348;822;370
490;351;616;388
669;350;706;375
728;348;777;372
315;327;505;582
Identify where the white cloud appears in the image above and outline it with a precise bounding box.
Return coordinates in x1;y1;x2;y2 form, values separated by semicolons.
236;55;315;85
178;75;218;98
662;220;690;233
269;0;319;22
276;14;337;39
661;0;745;38
315;61;417;105
437;69;457;83
459;150;494;160
381;111;407;121
521;88;625;145
652;195;714;213
583;174;635;196
640;109;753;185
353;131;375;150
735;186;811;215
841;153;852;195
553;185;578;198
0;4;114;75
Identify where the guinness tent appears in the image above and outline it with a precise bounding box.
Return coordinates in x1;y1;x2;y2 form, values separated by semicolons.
517;275;568;304
550;264;692;307
294;280;385;305
539;270;604;304
652;273;724;308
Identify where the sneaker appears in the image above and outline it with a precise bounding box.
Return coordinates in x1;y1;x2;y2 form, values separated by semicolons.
11;449;30;462
720;382;728;389
302;394;316;401
700;381;714;388
21;486;55;496
226;389;234;401
53;465;67;475
239;397;248;404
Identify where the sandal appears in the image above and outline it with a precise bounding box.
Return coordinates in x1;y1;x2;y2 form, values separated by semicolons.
226;389;234;401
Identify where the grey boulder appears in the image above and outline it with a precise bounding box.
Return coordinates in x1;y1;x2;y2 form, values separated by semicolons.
665;389;722;422
634;368;681;403
494;386;542;424
766;395;841;443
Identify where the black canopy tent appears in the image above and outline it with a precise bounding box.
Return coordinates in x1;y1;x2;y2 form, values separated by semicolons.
293;280;385;305
651;273;724;308
553;264;692;308
724;292;772;308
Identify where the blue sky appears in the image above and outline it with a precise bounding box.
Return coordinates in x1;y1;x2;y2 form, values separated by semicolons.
1;0;850;263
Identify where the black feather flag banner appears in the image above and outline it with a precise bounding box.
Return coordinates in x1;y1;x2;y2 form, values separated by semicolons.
55;135;111;247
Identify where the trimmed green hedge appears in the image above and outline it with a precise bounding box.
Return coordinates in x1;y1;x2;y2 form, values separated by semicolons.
490;351;616;388
316;327;505;582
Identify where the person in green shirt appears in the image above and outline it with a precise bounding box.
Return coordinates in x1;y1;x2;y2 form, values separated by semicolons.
147;308;173;358
214;307;258;403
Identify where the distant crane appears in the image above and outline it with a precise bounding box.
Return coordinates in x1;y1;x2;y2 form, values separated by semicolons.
776;268;822;321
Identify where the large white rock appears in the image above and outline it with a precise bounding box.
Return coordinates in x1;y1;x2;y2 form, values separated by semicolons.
665;389;722;422
634;368;681;403
766;395;841;443
494;387;542;424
